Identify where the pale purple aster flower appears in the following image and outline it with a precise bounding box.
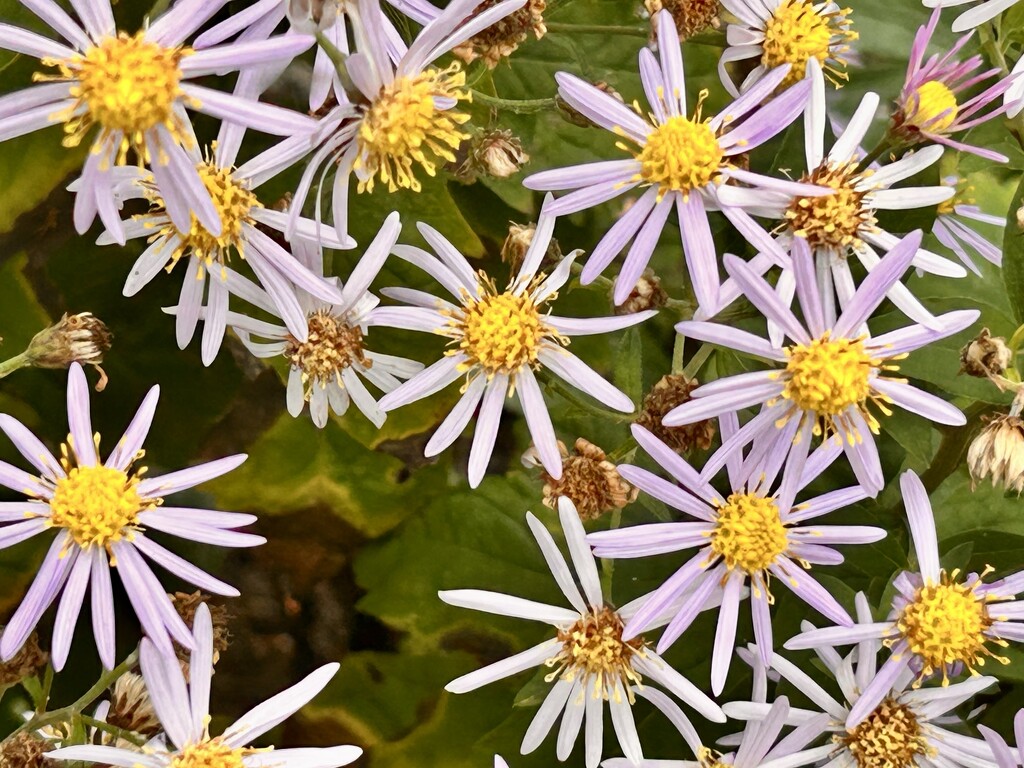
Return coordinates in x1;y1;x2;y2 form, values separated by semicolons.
787;470;1024;726
93;131;350;363
979;712;1024;768
933;175;1005;274
717;0;856;96
0;363;258;671
442;497;725;768
922;0;1021;33
1007;56;1024;118
374;208;654;488
49;603;361;768
726;593;1000;766
708;59;965;330
205;212;424;428
0;0;318;245
589;419;881;695
893;8;1017;161
665;232;978;496
522;10;826;310
287;0;527;242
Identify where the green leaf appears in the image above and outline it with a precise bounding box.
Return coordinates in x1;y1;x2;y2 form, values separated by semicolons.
613;326;643;404
1002;171;1024;324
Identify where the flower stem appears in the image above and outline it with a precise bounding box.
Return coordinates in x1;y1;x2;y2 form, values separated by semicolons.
545;22;648;37
470;90;557;114
315;30;360;103
0;352;30;379
79;715;147;747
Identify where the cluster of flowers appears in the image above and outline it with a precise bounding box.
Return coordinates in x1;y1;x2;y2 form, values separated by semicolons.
1;0;1024;766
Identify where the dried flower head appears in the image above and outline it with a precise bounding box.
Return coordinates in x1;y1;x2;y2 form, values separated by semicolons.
522;438;637;520
24;313;112;390
169;592;231;675
959;328;1013;379
500;221;562;272
0;732;49;768
615;269;668;315
646;0;720;40
452;0;547;68
106;672;162;737
0;631;48;687
458;129;530;181
967;413;1024;493
636;374;716;453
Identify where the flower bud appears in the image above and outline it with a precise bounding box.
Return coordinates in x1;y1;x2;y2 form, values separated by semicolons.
967;413;1024;493
959;327;1012;379
522;438;637;520
500;221;561;272
452;0;547;68
635;374;716;453
646;0;720;41
24;312;112;389
286;0;339;33
615;269;668;315
459;129;530;181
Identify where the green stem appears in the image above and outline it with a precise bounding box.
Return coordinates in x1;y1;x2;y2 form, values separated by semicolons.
918;402;996;495
0;352;30;379
1009;322;1024;356
37;663;54;714
315;30;359;103
599;507;623;600
682;343;715;380
79;715;147;747
671;332;686;374
470;90;557;114
545;22;648;37
857;136;899;171
545;377;634;422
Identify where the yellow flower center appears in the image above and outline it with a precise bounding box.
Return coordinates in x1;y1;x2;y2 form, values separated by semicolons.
148;162;260;274
906;81;959;133
286;310;369;387
710;493;788;574
49;465;151;549
896;573;1002;679
839;697;928;768
43;32;190;164
636;114;724;196
785;162;874;252
761;0;854;88
549;606;644;700
170;740;247;768
450;287;550;376
354;63;472;193
783;335;875;417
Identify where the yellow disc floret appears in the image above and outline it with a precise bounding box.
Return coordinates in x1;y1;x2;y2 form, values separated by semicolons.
355;63;472;193
896;572;1003;679
49;465;150;549
549;606;644;701
170;740;247;768
286;310;369;389
761;0;855;88
839;697;928;768
452;287;549;376
636;114;724;197
44;32;190;164
785;161;874;253
711;493;788;575
783;334;874;417
905;81;959;133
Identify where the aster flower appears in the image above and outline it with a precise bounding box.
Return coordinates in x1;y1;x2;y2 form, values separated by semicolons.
589;419;881;695
0;364;259;671
933;176;1005;274
0;0;318;244
979;711;1024;768
288;0;527;241
374;209;655;488
665;232;978;496
787;470;1024;725
717;0;857;95
1007;57;1024;118
208;212;424;428
523;10;826;309
96;132;351;363
709;59;965;328
726;592;1000;765
441;497;725;768
49;603;362;768
892;8;1017;162
922;0;1022;33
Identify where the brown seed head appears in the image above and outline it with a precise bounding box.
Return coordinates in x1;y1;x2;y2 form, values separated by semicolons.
959;328;1012;379
523;438;637;520
452;0;546;68
615;269;668;315
500;221;561;272
646;0;720;41
636;374;716;453
106;672;162;737
458;129;530;181
0;732;50;768
169;592;232;677
0;631;48;686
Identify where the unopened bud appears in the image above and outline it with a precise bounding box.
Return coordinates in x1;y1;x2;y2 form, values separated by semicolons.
25;312;112;390
635;374;716;453
459;129;530;181
0;631;47;686
968;413;1024;493
959;328;1012;379
558;82;623;128
646;0;720;41
287;0;339;33
169;592;231;678
106;673;161;737
616;269;668;315
501;221;561;272
522;438;637;520
452;0;546;68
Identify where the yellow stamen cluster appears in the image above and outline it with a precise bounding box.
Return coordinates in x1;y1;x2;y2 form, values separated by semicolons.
896;571;1006;681
170;740;247;768
285;310;369;391
761;0;855;88
42;32;190;165
147;163;259;275
48;464;151;549
710;493;788;575
839;697;928;768
785;161;874;253
904;81;959;133
633;108;724;198
355;63;472;193
549;606;645;701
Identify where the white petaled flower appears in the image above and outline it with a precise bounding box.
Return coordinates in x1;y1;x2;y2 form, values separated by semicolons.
978;711;1024;768
922;0;1022;33
0;364;258;671
0;0;318;244
932;176;1005;274
441;497;725;768
787;471;1024;726
216;212;424;428
374;208;655;488
100;133;352;364
718;0;857;95
725;592;1000;768
48;604;362;768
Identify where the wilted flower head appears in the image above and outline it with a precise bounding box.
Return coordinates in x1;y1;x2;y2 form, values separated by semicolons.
0;631;47;687
501;221;561;270
453;0;547;67
968;413;1024;493
106;672;161;737
522;438;637;519
615;270;669;316
646;0;720;40
0;732;49;768
459;129;530;180
634;374;716;453
169;591;232;672
959;328;1013;379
